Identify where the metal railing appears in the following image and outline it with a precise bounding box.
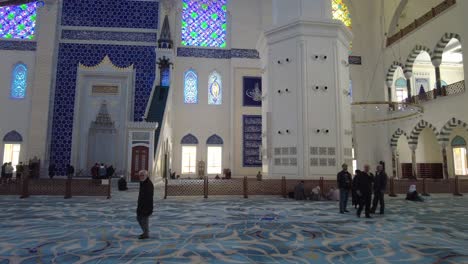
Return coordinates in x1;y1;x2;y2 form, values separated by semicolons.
406;80;465;104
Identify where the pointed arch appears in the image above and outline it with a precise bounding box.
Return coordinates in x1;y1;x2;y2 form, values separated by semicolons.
451;136;466;147
206;134;223;145
404;45;433;75
10;63;28;99
208;71;222;105
432;33;462;63
181;133;199;144
409;120;439;147
395;78;406;87
3;130;23;142
386;61;404;84
390;128;408;148
438;118;468;145
184;69;198;104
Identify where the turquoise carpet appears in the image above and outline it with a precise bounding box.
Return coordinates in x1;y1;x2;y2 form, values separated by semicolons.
0;188;467;263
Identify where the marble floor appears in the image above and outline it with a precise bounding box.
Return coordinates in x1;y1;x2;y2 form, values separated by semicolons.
0;187;468;264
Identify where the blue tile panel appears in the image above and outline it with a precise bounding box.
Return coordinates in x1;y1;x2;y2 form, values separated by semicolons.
61;30;158;43
61;0;159;29
177;47;260;59
243;115;262;167
50;43;156;172
0;40;36;50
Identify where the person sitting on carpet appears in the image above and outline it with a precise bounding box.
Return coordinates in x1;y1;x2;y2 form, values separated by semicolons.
118;176;128;191
406;184;424;202
310;186;321;201
326;187;340;201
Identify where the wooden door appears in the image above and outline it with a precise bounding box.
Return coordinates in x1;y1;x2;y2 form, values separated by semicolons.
131;146;149;182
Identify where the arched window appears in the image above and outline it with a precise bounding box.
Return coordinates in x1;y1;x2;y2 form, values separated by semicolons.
181;134;198;174
332;0;351;28
452;136;467;176
0;2;38;40
184;69;198;104
181;0;227;48
3;130;22;169
394;77;407;102
11;63;27;99
208;71;222;105
206;134;223;174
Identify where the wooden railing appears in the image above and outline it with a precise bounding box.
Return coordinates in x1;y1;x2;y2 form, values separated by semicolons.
164;176;467;198
386;0;457;47
0;178;111;198
406;80;465;104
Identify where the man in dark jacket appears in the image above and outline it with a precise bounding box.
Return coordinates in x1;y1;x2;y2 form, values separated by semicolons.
337;163;352;213
118;176;128;191
106;165;115;179
136;170;154;239
48;164;56;179
371;164;388;214
353;164;373;218
66;164;74;178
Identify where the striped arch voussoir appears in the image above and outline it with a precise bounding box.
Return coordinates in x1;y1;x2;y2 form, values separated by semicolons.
404;45;433;74
438;117;468;145
432;33;462;62
386;61;404;83
408;120;438;147
390;128;408;148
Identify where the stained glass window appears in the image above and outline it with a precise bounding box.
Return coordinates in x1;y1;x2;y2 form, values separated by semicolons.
11;63;27;99
395;78;407;88
184;69;198;104
332;0;351;28
208;71;222;105
181;0;227;48
0;2;38;40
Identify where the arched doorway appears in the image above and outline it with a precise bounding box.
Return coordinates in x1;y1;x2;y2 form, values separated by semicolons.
440;37;464;88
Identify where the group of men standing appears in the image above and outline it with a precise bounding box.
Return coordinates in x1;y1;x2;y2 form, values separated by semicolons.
337;163;388;218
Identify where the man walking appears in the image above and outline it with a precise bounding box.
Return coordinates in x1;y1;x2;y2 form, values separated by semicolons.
136;170;154;239
337;163;352;213
353;164;373;218
371;164;388;214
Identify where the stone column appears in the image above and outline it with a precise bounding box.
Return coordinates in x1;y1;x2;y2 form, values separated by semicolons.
432;58;442;97
259;0;352;179
404;71;413;100
410;146;417;179
441;145;449;180
28;3;60;168
391;148;397;179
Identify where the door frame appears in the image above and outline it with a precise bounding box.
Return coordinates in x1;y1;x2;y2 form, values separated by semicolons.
131;145;150;182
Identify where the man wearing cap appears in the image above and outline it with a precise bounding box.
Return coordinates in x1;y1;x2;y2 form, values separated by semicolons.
136;170;154;239
337;163;352;214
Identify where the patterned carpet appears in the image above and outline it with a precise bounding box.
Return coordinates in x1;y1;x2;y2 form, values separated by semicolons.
0;186;467;264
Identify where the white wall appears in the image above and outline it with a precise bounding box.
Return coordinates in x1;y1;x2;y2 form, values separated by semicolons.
353;0;468;175
415;128;442;163
0;50;36;164
170;0;266;177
